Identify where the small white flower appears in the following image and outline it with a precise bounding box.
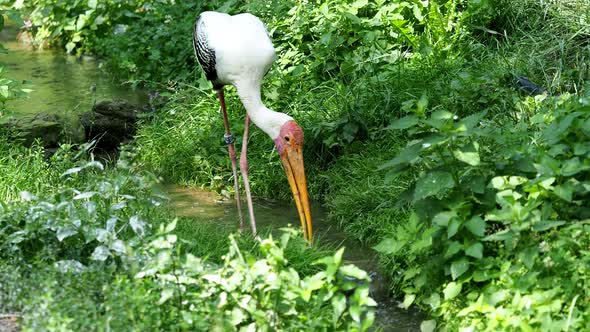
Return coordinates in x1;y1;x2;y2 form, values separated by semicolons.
543;256;554;268
539;241;550;253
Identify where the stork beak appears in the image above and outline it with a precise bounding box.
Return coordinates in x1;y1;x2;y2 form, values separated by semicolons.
279;145;313;243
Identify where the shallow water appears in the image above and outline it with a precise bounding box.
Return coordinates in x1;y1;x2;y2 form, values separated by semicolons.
166;185;424;331
0;26;145;118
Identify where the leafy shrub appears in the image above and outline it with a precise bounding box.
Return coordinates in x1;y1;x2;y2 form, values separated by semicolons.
91;1;204;85
0;149;165;264
135;227;376;331
15;0;149;53
376;93;590;330
250;0;471;85
0;144;376;330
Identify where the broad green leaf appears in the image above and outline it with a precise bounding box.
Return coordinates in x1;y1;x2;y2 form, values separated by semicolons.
486;289;507;306
0;85;8;98
130;215;146;237
66;42;76;54
387;115;419;130
451;259;469;280
54;260;86;274
56;226;77;242
491;176;527;190
351;0;369;9
332;293;346;323
424;293;441;310
561;157;589;176
473;269;493;282
574;143;588;155
62;167;83;176
106;218;117;232
423;110;453;129
535;155;560;176
444;241;463;258
542;113;576;144
158;288;174;305
420;320;437;332
447;219;460;239
432;110;453;120
465;216;485;237
533;220;565;232
110;240;126;254
433;211;456;227
412;3;424;21
373;237;403;255
379;143;421;170
443;282;462;300
400;293;415;309
417;94;429;114
95;229;109;243
13;0;24;9
165;219;177;233
465;242;483;259
340;264;368;280
483;229;513;242
74;191;97;200
414;171;455;201
91;245;110;261
88;0;97;8
458;111;487;131
453;142;480;166
553;183;574;202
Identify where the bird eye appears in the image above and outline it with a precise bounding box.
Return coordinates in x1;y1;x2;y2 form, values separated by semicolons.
284;136;290;142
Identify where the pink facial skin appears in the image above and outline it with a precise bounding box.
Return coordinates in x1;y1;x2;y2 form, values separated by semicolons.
274;120;304;155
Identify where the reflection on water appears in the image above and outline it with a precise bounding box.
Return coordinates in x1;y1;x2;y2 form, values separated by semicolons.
166;185;424;331
0;26;145;117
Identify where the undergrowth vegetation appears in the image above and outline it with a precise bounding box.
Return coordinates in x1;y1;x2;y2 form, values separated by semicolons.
0;141;375;330
3;0;590;329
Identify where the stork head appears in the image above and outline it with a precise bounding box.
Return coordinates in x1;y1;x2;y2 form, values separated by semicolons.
274;121;313;242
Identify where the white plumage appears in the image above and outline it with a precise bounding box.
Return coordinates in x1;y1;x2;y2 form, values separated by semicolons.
193;11;313;242
195;11;292;140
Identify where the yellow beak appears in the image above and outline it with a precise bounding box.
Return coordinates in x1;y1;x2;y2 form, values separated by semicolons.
279;146;313;243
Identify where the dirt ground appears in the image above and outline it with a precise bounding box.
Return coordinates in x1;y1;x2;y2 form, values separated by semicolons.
0;314;20;332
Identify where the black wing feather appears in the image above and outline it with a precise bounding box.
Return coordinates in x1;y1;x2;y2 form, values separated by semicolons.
193;15;222;88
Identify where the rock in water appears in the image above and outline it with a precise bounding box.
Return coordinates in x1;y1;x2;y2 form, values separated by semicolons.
0;113;63;148
80;100;143;150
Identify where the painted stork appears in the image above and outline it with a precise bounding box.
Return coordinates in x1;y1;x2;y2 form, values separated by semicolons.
192;11;313;242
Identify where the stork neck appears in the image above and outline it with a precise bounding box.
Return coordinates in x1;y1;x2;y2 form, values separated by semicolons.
235;81;292;140
236;80;265;112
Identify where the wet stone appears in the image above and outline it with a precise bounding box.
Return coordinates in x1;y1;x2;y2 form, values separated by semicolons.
0;112;63;148
79;100;146;151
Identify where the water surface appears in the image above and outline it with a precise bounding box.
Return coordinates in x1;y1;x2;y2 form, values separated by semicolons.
0;26;145;118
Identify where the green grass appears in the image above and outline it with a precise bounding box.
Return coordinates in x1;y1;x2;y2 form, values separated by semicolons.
173;216;336;276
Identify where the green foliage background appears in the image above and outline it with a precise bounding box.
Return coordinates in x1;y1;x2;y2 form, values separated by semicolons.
2;0;590;330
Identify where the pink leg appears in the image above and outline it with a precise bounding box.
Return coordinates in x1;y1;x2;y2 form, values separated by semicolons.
239;115;257;235
217;88;244;231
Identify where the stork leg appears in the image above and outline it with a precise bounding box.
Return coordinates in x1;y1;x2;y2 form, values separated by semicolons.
239;115;257;235
216;88;244;231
